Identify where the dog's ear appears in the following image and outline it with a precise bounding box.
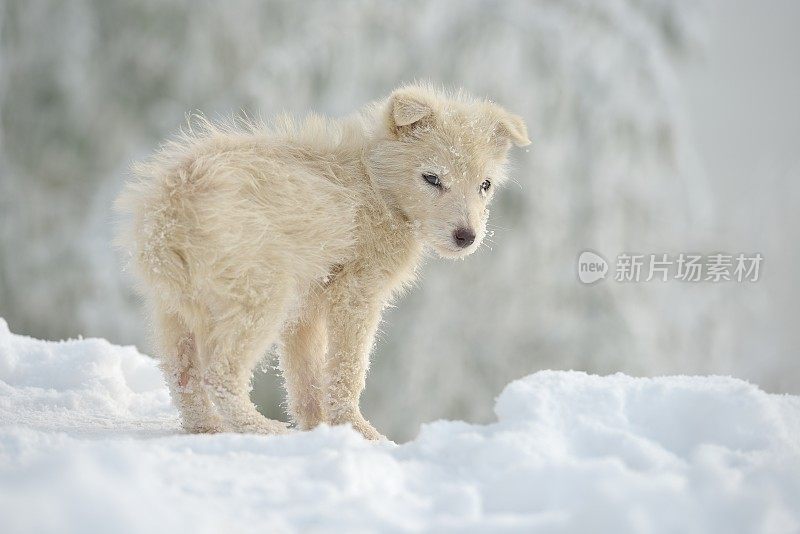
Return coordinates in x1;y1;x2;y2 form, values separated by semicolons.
387;88;435;137
494;108;531;148
486;102;531;150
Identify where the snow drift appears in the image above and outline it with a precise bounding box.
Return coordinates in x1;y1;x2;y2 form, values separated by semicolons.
0;318;798;533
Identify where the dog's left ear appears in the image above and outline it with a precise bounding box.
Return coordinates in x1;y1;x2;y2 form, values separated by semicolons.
493;108;531;147
387;88;435;137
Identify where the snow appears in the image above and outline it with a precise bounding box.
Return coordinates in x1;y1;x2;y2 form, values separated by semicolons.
1;318;798;534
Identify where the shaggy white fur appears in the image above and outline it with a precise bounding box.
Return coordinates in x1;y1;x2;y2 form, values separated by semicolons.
115;84;529;439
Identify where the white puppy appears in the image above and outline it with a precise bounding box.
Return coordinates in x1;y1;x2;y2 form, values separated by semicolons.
116;84;529;439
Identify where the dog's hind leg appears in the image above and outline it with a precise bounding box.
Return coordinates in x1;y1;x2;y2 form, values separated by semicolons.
202;294;290;435
155;308;225;433
280;299;327;430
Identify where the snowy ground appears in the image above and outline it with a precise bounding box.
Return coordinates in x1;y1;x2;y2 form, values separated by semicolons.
0;318;798;534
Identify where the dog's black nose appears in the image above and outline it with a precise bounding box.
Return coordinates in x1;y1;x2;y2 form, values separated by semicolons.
453;227;476;248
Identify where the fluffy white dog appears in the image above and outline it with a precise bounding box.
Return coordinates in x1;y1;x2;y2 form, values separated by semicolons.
116;84;529;439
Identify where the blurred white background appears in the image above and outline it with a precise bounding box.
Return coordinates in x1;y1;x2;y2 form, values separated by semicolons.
0;0;797;440
677;0;800;395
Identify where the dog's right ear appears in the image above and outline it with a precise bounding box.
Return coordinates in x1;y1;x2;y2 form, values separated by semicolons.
387;88;435;138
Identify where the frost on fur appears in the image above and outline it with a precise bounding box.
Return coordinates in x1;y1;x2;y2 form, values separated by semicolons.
115;84;529;439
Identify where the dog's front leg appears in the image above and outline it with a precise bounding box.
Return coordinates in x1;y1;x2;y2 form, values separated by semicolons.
324;283;385;440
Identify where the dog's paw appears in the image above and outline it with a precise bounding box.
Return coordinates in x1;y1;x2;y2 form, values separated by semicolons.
258;418;292;435
354;422;386;441
237;417;291;436
183;422;225;434
181;414;227;434
338;414;386;441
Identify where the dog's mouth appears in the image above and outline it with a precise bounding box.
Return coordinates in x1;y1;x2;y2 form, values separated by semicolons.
431;240;478;259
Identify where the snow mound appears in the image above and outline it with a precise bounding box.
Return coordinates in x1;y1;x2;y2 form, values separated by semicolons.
0;318;798;533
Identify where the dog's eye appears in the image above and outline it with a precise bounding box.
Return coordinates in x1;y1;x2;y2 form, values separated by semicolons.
422;172;442;188
480;179;492;193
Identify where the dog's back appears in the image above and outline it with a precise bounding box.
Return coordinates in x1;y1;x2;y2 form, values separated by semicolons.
116;117;362;314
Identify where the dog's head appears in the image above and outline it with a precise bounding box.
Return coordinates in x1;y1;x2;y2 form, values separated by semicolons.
368;84;530;259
